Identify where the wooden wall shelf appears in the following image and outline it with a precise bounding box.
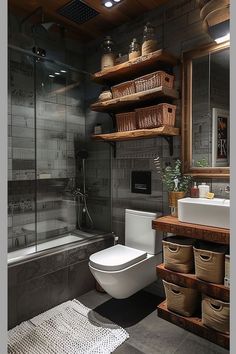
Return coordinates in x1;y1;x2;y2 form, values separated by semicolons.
91;126;180;142
92;49;178;84
90;86;178;113
158;301;229;349
91;127;179;157
152;215;229;244
156;264;229;302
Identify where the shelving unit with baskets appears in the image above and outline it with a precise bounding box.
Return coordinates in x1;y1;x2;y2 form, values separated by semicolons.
152;215;230;349
90;49;180;157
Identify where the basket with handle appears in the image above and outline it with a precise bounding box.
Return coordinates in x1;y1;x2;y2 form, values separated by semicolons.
134;70;174;92
163;280;200;317
163;236;195;273
194;243;227;284
135;103;176;129
202;295;229;334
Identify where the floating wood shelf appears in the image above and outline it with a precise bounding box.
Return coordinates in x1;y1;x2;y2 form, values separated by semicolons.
90;86;179;113
156;264;229;302
157;301;229;349
92;49;178;84
91;126;180;142
152;215;229;244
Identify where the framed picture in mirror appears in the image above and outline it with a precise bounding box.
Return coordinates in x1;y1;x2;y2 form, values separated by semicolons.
212;108;229;167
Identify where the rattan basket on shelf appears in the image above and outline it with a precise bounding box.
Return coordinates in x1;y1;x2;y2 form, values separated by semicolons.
134;70;174;92
115;112;137;132
135;103;176;129
111;80;136;98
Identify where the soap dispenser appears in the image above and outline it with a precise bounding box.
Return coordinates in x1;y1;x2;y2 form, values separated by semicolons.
198;182;209;198
190;182;199;198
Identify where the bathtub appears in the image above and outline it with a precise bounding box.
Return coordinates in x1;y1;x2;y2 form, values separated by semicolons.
8;230;115;328
8;229;111;265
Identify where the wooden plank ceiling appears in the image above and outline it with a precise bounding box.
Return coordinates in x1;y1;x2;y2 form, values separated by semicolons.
8;0;168;42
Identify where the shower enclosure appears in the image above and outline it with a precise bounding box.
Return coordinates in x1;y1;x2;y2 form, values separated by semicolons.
8;46;111;263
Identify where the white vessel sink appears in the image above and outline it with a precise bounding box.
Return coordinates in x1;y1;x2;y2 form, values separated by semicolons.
178;198;230;229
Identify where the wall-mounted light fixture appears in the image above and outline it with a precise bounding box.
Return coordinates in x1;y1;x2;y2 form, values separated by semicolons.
197;0;230;44
102;0;123;8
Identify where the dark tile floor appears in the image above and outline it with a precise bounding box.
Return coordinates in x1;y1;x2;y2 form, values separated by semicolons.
78;290;229;354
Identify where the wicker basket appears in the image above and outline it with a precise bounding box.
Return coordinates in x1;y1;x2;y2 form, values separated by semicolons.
111;80;136;98
115;112;137;132
163;280;200;317
202;295;229;334
163;236;195;273
135;103;176;129
194;242;227;284
134;70;174;92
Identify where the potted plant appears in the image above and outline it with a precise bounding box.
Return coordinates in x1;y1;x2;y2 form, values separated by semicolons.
154;158;192;216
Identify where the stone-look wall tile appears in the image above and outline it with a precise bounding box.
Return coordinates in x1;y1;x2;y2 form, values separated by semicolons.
8;235;114;328
11;251;68;284
15;274;51;324
67;261;95;300
8;287;18;329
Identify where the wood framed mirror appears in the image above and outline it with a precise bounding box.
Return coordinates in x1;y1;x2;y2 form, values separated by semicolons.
182;41;230;178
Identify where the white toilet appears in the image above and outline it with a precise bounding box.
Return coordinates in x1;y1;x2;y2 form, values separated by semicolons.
89;209;162;299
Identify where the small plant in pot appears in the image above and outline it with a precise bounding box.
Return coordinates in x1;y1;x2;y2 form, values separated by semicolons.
154;158;192;217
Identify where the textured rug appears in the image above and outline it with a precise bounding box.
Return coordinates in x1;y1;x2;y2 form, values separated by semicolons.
8;299;129;354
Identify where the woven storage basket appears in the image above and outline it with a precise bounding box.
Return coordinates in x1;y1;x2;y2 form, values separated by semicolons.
115;112;137;132
163;236;195;273
202;295;229;334
194;242;227;284
135;103;176;129
134;70;174;92
163;280;199;317
111;80;135;98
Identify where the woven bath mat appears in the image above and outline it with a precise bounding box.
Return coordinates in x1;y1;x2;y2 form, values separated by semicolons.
8;299;129;354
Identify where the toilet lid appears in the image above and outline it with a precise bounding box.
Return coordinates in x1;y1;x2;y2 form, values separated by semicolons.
89;244;147;271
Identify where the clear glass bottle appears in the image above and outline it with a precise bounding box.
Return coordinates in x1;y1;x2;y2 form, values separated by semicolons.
101;36;115;70
129;38;141;60
142;22;157;55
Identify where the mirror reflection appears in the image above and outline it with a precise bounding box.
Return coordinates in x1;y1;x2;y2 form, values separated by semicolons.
191;48;229;168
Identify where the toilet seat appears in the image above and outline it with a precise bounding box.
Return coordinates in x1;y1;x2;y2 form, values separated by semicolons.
89;244;147;271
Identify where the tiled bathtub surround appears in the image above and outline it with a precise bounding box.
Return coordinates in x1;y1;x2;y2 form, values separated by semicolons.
8;233;114;329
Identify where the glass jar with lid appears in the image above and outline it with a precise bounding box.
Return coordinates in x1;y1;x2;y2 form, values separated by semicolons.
129;38;141;60
101;36;115;70
142;22;157;55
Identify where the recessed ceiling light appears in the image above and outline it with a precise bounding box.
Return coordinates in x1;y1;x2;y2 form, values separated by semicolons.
104;1;113;8
113;0;121;2
54;72;60;75
49;74;55;78
60;70;67;73
215;33;230;44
